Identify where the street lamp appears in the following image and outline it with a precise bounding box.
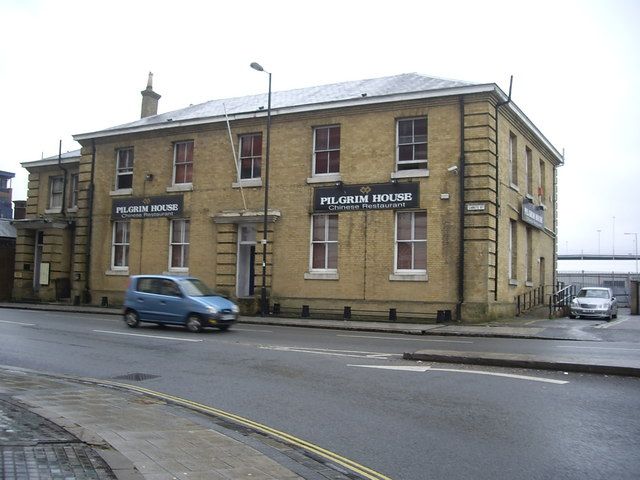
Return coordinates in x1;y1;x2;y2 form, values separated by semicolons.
624;232;638;274
250;62;272;316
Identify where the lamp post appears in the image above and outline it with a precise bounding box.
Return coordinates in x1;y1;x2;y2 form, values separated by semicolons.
625;232;638;274
250;62;272;316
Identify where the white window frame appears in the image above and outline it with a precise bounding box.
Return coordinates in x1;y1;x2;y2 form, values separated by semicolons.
393;211;427;274
48;175;64;210
172;141;194;186
509;132;518;187
309;214;338;272
312;125;341;177
111;221;130;271
396;117;428;172
169;219;190;272
238;133;262;181
509;219;518;284
115;148;134;191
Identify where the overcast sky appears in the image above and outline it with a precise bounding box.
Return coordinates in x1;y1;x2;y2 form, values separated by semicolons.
1;0;638;259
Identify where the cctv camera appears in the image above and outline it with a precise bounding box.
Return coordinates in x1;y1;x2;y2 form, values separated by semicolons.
447;165;459;173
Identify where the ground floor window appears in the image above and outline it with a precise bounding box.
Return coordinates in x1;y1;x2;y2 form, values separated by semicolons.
395;211;426;273
111;221;130;269
311;214;338;271
170;219;190;270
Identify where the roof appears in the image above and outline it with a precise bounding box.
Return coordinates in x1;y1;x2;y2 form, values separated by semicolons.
73;72;563;164
0;171;16;179
0;219;16;238
22;149;82;168
74;73;477;140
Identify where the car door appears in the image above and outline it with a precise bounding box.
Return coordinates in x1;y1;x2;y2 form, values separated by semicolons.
155;279;186;324
131;277;163;321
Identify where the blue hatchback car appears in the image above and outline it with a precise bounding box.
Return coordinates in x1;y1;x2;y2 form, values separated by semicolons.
123;275;239;332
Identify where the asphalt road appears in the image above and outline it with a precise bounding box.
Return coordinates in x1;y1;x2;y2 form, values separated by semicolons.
1;308;639;480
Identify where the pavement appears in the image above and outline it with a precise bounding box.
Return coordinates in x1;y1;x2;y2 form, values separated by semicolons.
1;301;640;479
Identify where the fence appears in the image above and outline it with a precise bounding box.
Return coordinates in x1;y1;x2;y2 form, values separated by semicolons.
270;303;441;323
556;272;640;308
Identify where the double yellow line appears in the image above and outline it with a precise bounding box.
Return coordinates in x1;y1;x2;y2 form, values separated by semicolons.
100;380;392;480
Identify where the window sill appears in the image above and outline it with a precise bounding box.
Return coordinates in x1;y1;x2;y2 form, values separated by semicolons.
509;279;518;286
391;169;429;180
167;183;193;192
67;207;78;213
110;188;133;196
389;273;428;282
45;208;62;214
306;174;342;184
232;178;262;188
525;281;534;287
105;269;129;276
509;184;519;192
525;193;534;200
163;269;189;276
304;272;339;280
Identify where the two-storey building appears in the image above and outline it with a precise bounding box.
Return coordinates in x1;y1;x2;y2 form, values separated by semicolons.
13;73;563;321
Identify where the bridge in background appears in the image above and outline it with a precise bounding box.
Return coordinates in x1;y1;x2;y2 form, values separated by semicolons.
558;254;639;260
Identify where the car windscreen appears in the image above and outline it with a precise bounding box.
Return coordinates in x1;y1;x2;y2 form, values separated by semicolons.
180;278;217;297
577;289;609;299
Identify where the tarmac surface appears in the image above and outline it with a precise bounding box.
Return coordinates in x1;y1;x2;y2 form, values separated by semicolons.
1;302;639;479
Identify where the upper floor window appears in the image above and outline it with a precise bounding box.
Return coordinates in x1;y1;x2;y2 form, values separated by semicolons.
173;141;194;185
525;146;533;195
49;176;64;209
170;219;190;271
238;134;262;180
69;173;79;208
116;148;134;190
111;220;130;270
311;214;338;271
509;132;518;186
395;211;426;272
509;219;518;281
397;118;427;171
313;126;340;175
538;159;546;201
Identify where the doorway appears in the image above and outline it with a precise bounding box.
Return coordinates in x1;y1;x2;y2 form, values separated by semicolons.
33;231;44;292
236;225;256;298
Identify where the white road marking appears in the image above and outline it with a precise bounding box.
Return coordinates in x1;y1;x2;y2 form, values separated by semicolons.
555;345;640;352
233;327;274;333
349;365;432;372
93;330;203;342
0;319;36;326
594;318;629;329
258;345;398;359
349;364;568;384
338;334;473;344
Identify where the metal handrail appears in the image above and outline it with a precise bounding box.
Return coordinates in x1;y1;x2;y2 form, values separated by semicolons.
549;283;576;317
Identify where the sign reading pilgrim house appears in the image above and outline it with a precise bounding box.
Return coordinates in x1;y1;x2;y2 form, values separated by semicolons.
314;183;419;212
112;195;184;219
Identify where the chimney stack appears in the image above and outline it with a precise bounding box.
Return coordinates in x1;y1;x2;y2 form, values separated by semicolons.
140;72;161;118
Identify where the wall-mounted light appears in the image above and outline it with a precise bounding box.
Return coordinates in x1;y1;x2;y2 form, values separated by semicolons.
335;181;343;188
145;173;154;182
391;178;398;185
447;165;459;174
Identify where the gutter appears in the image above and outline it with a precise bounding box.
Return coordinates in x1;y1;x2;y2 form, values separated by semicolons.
83;140;96;303
456;95;465;321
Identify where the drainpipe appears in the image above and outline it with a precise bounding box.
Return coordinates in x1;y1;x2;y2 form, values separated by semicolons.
456;96;466;321
83;140;96;303
493;76;513;302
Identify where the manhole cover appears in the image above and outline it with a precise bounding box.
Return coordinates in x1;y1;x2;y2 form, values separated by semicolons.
112;373;160;382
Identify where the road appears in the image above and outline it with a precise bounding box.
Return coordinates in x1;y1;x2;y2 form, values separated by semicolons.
1;307;639;479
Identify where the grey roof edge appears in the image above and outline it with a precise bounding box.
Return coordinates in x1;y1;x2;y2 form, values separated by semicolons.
21;149;82;169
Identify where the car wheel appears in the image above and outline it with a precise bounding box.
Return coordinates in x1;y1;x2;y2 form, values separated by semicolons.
186;314;202;333
569;314;576;319
124;310;140;328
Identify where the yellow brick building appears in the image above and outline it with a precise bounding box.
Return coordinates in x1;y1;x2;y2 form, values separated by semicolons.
13;73;563;322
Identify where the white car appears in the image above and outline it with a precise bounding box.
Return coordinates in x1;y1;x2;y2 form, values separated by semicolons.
570;287;618;320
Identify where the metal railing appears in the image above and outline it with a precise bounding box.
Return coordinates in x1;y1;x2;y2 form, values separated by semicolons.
514;285;547;316
549;283;576;318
